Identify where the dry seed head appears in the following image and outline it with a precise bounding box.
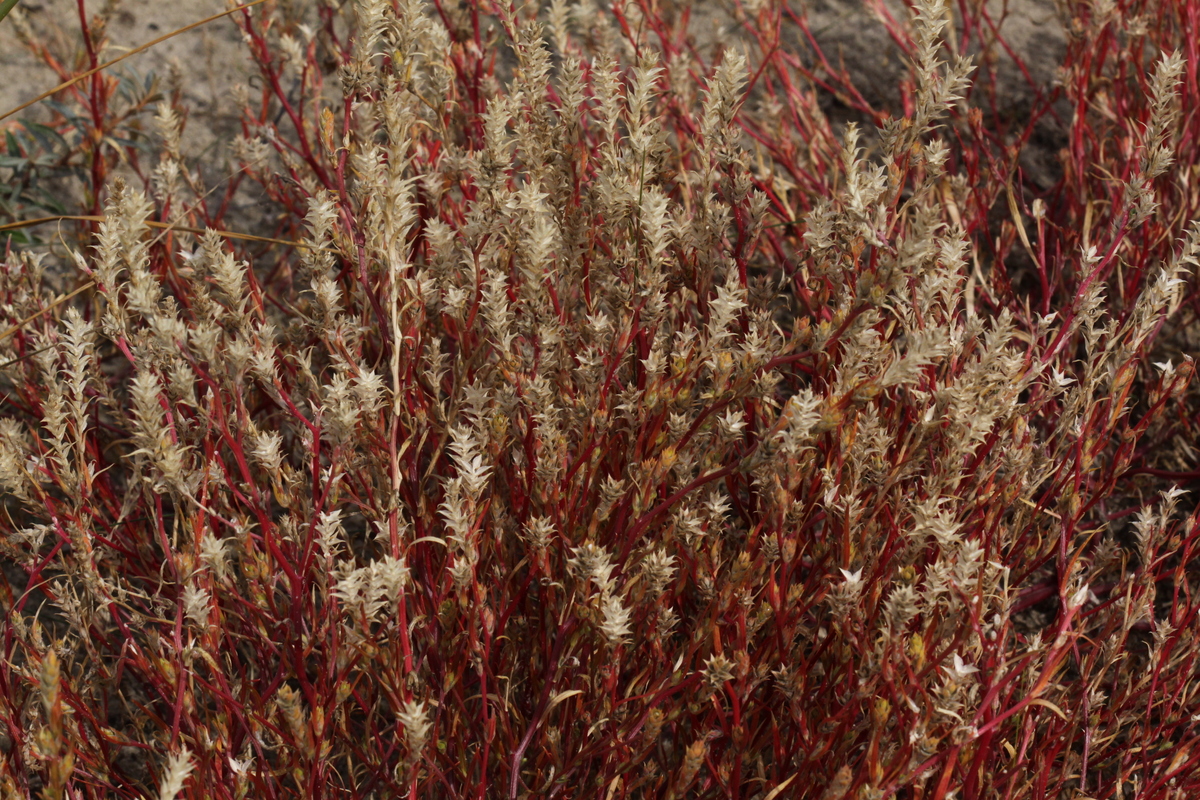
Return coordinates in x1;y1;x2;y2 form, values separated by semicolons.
599;593;633;645
1142;51;1186;180
60;307;94;405
701;50;748;142
302;191;340;276
641;549;677;596
333;564;371;619
0;419;31;501
880;327;952;387
568;543;618;594
640;186;674;265
945;652;980;681
476;98;515;196
829;567;865;619
182;580;211;629
481;265;515;351
10;525;48;562
1134;503;1161;559
154;104;183;173
439;483;473;549
911;498;962;548
447;424;492;500
317;510;347;559
1152;619;1177;659
321;372;363;444
820;765;853;800
399;699;433;757
424;218;455;264
1124;266;1189;352
523;516;554;550
704;653;736;687
677;738;708;790
157;749;195;800
95;181;154;287
311;275;344;322
129;372;165;437
448;554;475;592
4;5;35;43
249;430;285;475
199;534;231;581
333;554;410;623
546;0;573;53
353;0;393;57
643;708;665;744
804;201;837;251
38;649;60;716
883;584;922;635
656;607;679;640
353;368;387;416
278;31;304;72
211;250;248;303
715;408;746;443
232;131;272;170
704;269;748;354
373;554;411;597
943;531;984;585
275;684;312;757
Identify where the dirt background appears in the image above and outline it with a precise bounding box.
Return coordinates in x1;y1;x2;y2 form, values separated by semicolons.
1;0;1067;159
1;0;241;153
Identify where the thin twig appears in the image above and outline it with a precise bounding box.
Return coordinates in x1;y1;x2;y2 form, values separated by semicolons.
0;215;308;249
0;280;95;342
0;0;269;124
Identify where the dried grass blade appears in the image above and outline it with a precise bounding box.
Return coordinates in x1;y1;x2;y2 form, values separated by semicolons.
0;215;306;249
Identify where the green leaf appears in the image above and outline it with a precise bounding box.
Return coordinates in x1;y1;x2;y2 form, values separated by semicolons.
42;100;90;130
0;0;20;26
22;122;66;154
0;229;35;246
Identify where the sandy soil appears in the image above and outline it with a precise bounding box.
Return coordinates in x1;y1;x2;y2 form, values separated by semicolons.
798;0;1069;185
1;0;247;173
0;0;1068;188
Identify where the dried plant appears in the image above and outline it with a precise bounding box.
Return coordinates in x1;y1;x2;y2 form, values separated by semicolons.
2;0;1200;798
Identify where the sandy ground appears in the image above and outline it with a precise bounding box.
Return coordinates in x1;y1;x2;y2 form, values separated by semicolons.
798;0;1068;185
1;0;242;149
1;0;1066;150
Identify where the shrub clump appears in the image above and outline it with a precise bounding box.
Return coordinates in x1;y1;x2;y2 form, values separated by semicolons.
2;0;1200;798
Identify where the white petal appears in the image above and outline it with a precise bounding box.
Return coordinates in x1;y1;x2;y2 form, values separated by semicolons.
839;567;863;585
952;653;979;676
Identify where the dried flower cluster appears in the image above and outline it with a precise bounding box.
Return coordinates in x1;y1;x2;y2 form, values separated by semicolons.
3;0;1200;798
